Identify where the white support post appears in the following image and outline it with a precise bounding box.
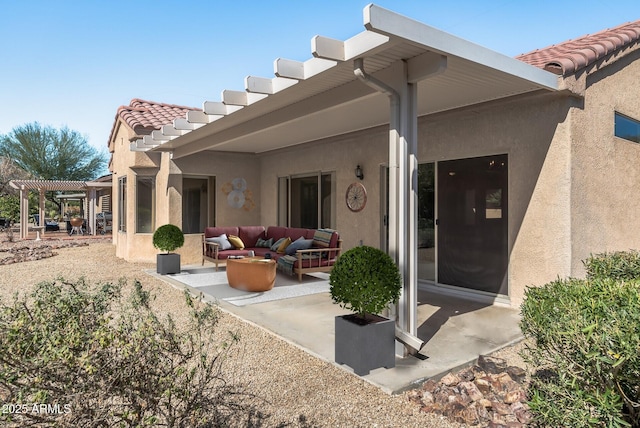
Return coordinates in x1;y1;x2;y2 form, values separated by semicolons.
88;189;97;236
20;186;28;239
39;189;45;237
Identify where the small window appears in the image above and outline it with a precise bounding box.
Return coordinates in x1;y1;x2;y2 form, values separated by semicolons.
615;112;640;143
118;177;126;232
136;176;155;233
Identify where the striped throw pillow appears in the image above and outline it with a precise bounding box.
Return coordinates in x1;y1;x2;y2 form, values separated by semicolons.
313;229;334;248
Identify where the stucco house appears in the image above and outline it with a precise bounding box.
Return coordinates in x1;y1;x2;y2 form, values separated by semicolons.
108;5;640;353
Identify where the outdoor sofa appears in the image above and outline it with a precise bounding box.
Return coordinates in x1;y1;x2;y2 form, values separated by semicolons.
202;226;342;282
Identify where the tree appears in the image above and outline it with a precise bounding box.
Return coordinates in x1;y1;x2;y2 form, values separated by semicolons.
0;122;107;182
0;157;32;222
0;123;108;214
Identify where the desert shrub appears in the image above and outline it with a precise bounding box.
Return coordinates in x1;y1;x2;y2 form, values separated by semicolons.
520;268;640;427
585;250;640;281
152;224;185;253
0;278;262;427
329;245;401;320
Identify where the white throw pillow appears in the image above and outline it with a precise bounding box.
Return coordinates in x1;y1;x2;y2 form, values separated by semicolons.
205;234;233;250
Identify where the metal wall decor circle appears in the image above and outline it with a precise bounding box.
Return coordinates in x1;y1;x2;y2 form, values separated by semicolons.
345;182;367;212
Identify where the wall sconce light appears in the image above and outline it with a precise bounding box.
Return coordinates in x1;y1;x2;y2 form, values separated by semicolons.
355;165;364;180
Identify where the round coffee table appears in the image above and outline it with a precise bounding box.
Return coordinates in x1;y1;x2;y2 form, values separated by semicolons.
226;257;276;292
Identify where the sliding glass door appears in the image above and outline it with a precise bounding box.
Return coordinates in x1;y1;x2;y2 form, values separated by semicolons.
278;172;335;229
182;177;215;234
437;155;508;294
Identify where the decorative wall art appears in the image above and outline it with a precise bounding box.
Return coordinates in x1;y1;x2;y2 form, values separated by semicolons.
221;178;255;211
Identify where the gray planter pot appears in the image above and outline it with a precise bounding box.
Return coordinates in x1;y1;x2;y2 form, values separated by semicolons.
157;253;180;275
334;314;396;376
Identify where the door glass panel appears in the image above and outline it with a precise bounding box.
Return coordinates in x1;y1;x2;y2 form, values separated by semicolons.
437;155;508;294
290;176;318;228
418;163;435;281
182;177;210;234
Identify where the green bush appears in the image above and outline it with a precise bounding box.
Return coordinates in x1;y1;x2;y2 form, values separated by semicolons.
520;257;640;427
584;250;640;281
152;224;184;253
329;245;401;320
0;278;261;427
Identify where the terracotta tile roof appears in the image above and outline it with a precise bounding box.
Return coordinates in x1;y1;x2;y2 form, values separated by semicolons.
517;20;640;76
119;98;197;134
107;98;198;147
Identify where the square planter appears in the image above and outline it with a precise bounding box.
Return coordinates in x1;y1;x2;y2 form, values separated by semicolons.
335;313;396;376
157;253;180;275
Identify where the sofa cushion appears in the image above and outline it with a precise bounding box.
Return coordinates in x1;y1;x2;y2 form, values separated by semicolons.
238;226;266;248
216;250;249;260
228;234;245;249
255;237;274;248
205;234;233;250
313;229;335;248
270;237;287;251
287;227;315;241
276;237;292;254
285;237;314;255
265;226;288;242
204;226;239;239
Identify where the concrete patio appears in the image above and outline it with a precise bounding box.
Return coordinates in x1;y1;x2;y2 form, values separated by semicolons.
152;265;523;394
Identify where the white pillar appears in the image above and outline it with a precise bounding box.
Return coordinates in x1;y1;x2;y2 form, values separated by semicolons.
20;186;28;239
39;189;45;237
88;189;97;235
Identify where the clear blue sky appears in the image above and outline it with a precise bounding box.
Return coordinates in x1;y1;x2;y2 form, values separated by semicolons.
1;1;639;154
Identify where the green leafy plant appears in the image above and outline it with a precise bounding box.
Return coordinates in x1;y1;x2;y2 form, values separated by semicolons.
520;252;640;427
584;250;640;281
0;277;262;427
329;245;401;320
152;224;185;253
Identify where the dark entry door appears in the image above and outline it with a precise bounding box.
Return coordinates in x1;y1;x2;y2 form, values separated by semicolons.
437;155;508;295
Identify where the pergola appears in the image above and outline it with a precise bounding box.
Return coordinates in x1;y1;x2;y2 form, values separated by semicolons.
9;179;112;239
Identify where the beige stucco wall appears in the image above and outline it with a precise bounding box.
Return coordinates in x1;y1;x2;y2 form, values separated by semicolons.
258;126;389;251
416;94;575;305
110;122;163;263
569;48;640;275
111;131;262;264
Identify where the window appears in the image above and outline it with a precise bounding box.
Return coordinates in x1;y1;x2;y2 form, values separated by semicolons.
136;176;154;233
615;112;640;143
182;177;215;234
278;172;335;229
118;176;126;232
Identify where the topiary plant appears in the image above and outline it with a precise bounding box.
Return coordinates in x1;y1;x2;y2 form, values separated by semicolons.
152;224;185;253
329;245;401;321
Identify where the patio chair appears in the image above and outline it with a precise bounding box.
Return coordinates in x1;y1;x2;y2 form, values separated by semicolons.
33;214;61;232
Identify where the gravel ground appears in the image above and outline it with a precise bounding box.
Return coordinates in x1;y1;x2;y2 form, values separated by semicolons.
0;240;529;427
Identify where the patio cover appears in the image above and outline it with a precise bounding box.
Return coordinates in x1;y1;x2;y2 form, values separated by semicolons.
130;4;561;355
9;179;112;239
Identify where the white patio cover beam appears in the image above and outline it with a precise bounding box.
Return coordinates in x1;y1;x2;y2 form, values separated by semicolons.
130;140;151;151
202;101;244;116
312;31;390;61
363;4;558;91
161;125;187;137
174;118;204;131
245;76;298;94
186;110;222;124
142;136;160;147
274;57;336;80
151;130;173;141
221;90;268;106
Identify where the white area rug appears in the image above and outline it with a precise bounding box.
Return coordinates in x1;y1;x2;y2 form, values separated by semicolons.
167;267;330;307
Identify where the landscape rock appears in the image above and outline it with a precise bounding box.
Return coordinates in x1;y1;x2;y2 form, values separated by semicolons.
408;354;530;427
478;355;507;374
